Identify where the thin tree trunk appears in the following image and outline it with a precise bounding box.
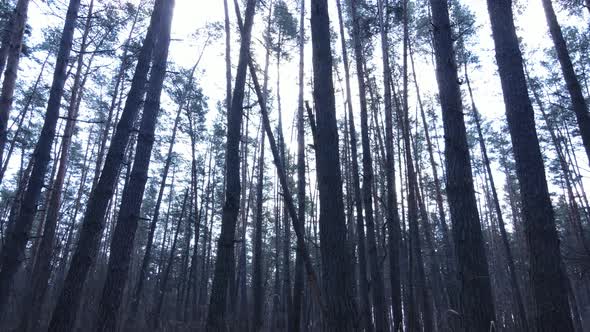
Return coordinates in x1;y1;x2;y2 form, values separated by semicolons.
0;0;30;174
377;0;403;329
0;53;49;185
291;0;306;329
205;0;256;328
129;55;200;319
152;188;189;328
334;1;372;331
541;0;590;167
408;44;457;316
465;64;529;331
19;1;94;329
0;0;81;312
252;127;266;332
349;0;389;329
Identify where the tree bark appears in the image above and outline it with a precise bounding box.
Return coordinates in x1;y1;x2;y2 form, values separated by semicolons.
205;0;256;328
94;0;173;329
47;1;160;329
19;1;94;329
349;0;389;330
0;0;81;312
310;0;358;329
290;0;306;330
465;64;529;331
334;1;372;330
429;0;496;330
91;4;141;190
487;0;573;330
376;0;403;328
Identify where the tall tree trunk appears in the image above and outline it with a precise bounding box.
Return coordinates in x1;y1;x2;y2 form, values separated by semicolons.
401;3;432;329
275;42;291;330
291;0;306;330
349;0;389;330
250;4;272;330
310;0;358;329
186;101;205;324
486;0;573;330
0;0;30;176
95;0;173;329
224;0;232;110
334;1;372;330
429;0;496;330
465;64;529;331
251;128;266;332
541;0;590;167
0;0;81;312
47;1;161;329
19;1;94;329
234;5;325;324
205;0;256;328
377;0;403;328
409;44;457;314
128;57;200;319
233;0;324;322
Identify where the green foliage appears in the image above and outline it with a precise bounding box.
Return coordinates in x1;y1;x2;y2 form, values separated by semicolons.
268;0;298;59
449;0;478;66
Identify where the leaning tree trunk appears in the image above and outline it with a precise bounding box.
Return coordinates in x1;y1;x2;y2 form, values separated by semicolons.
234;0;323;320
152;189;189;329
465;64;529;331
487;1;574;330
205;0;256;328
334;0;372;330
0;0;81;312
47;1;161;330
0;53;48;184
429;0;496;330
377;0;403;328
541;0;590;167
401;3;432;329
128;55;199;319
349;0;389;330
95;0;174;329
0;0;31;177
19;1;94;329
310;0;358;329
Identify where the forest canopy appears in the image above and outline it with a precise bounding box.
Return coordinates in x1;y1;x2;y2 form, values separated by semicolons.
0;0;588;331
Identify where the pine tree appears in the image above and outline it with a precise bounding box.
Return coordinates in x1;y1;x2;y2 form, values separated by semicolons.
429;0;496;329
0;0;81;313
487;0;574;330
310;0;358;329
